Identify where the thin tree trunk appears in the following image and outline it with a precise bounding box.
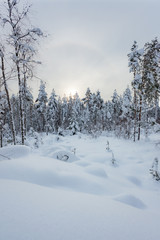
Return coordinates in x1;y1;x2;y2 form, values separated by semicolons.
16;61;25;145
7;0;25;144
1;55;16;145
133;89;137;142
23;67;27;136
138;95;142;141
14;43;25;144
0;129;2;148
155;91;159;123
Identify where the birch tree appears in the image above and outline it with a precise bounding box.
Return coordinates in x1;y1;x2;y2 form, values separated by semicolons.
1;0;43;144
0;47;16;145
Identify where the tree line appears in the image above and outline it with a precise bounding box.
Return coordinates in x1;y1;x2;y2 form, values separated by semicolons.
0;1;160;147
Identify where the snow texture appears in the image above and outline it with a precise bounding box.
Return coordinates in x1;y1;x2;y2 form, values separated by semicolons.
0;133;160;240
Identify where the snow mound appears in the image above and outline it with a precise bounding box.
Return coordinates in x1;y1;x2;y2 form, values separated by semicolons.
0;156;108;195
85;165;108;178
51;150;79;162
114;194;146;209
0;145;31;161
126;176;142;186
0;179;158;240
75;160;91;167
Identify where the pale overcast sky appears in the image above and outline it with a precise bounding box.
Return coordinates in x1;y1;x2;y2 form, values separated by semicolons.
8;0;160;99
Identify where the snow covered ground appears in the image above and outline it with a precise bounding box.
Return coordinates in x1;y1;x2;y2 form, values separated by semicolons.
0;133;160;240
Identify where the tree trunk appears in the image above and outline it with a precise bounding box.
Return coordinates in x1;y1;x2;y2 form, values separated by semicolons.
0;128;2;148
1;55;16;145
16;61;25;145
14;43;25;145
133;89;137;142
155;91;159;123
23;68;27;136
138;95;142;141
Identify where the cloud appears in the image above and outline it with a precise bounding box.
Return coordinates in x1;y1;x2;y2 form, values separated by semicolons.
29;0;160;100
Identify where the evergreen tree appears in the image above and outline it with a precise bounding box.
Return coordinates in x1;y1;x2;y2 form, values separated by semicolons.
121;87;132;138
142;38;160;122
82;88;92;133
61;96;70;130
68;93;82;135
128;41;143;141
35;81;48;132
111;89;122;133
103;101;112;131
47;89;58;133
24;87;34;133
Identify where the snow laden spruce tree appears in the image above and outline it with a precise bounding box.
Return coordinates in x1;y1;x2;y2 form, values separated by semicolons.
68;93;82;135
121;87;132;139
82;88;92;133
128;41;143;141
111;89;122;136
142;39;160;123
35;81;48;133
0;0;43;145
128;39;160;140
47;89;59;133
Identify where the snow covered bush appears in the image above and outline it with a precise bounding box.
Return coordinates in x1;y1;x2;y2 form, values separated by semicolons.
150;158;160;181
27;128;43;148
52;150;79;162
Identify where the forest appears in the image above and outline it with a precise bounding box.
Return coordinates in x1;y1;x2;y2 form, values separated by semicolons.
0;0;160;148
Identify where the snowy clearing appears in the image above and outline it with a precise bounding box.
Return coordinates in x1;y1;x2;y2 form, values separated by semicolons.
0;133;160;240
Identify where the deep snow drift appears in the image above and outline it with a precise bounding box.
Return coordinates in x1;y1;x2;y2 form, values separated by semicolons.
0;133;160;240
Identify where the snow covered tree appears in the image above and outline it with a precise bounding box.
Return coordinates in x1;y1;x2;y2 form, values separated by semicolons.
142;38;160;123
103;101;113;131
128;41;143;141
24;87;34;133
0;47;16;145
47;89;59;133
82;88;93;133
68;93;82;135
89;90;104;134
0;90;6;147
35;81;48;132
111;89;122;133
0;0;43;144
61;96;70;130
121;87;132;138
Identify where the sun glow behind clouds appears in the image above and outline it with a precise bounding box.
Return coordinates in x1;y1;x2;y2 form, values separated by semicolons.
65;88;78;97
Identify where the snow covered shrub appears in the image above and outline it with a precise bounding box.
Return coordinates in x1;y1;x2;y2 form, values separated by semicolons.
154;123;160;133
72;148;76;155
150;158;160;181
106;140;116;165
2;124;13;145
52;150;79;162
111;151;116;165
56;136;60;141
90;128;102;139
27;128;43;148
106;141;110;151
33;132;42;148
58;127;64;136
57;154;69;161
68;118;80;136
28;127;35;138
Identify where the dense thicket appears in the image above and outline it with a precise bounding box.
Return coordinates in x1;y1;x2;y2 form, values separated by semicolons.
0;1;160;147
